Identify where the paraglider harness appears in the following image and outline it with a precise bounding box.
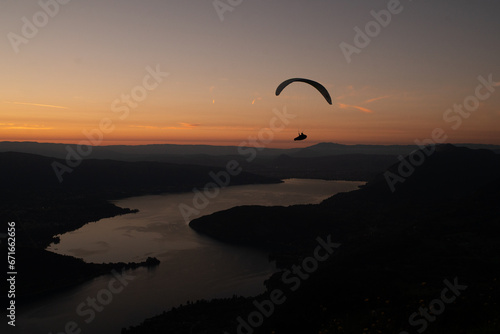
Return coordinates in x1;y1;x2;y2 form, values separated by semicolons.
294;132;307;141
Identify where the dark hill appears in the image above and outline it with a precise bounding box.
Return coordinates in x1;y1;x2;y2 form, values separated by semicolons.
0;151;280;199
190;145;500;248
0;151;280;248
125;145;500;333
246;153;398;181
2;141;498;180
362;144;500;200
0;141;400;181
0;152;280;301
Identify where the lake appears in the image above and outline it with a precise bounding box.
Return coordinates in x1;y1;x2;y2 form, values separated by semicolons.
18;179;363;334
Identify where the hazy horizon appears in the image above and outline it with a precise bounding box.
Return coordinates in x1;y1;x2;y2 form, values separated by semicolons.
2;139;500;150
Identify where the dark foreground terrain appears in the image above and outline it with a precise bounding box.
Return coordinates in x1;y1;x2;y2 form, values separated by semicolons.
0;152;280;300
123;145;500;333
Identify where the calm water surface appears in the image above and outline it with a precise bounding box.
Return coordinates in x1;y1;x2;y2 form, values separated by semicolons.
18;179;363;334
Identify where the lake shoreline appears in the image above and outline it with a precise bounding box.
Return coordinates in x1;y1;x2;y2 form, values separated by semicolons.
11;176;281;304
17;179;361;333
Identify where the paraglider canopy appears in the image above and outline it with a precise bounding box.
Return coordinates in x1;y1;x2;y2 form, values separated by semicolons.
275;77;331;142
275;78;332;105
294;132;307;141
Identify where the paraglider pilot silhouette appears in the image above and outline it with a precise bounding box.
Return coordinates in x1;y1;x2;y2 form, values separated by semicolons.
294;132;307;141
275;78;332;142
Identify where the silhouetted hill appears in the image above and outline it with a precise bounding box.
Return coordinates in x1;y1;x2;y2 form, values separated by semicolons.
0;152;280;249
0;142;404;181
290;142;500;157
247;153;398;180
0;141;294;160
2;141;498;161
126;153;399;181
10;247;159;301
0;151;280;198
5;141;498;183
0;152;281;302
125;145;500;333
190;145;500;247
361;144;500;200
292;142;416;157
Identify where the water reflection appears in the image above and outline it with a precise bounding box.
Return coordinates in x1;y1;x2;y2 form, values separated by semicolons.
19;179;363;334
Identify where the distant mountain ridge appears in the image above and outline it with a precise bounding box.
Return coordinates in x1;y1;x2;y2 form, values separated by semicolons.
4;141;498;182
2;141;498;161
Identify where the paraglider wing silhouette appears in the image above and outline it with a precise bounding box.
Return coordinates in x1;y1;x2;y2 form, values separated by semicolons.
275;78;332;105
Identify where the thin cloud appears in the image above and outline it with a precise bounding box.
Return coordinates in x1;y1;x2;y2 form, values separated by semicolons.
364;95;391;104
251;97;262;105
128;125;159;129
128;124;262;131
129;123;201;130
0;123;54;130
4;101;69;109
337;103;374;113
179;122;201;128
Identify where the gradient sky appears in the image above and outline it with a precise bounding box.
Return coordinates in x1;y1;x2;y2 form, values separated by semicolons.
1;0;499;148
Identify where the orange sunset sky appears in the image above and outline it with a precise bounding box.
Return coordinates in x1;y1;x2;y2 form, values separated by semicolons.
1;0;499;148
